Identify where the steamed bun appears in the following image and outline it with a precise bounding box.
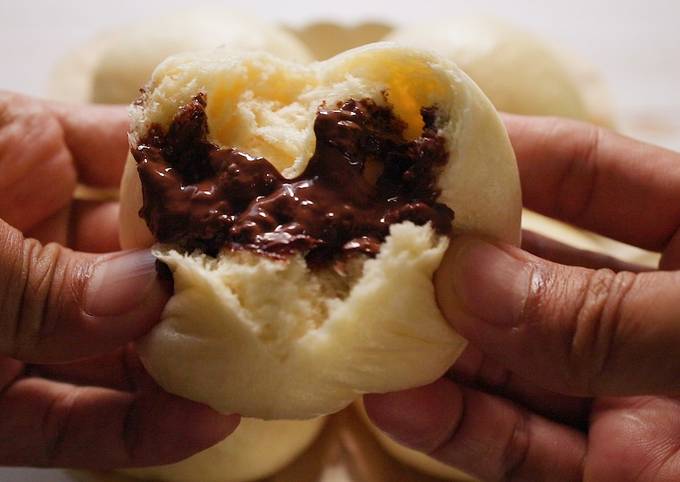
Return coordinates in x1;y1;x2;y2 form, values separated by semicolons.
119;43;522;420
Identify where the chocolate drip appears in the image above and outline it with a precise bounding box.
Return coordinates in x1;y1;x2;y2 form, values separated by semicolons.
133;93;453;266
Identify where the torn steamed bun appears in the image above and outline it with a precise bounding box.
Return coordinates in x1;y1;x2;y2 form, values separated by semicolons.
119;43;522;420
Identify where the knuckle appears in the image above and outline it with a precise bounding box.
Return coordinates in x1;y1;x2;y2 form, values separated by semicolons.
0;231;79;359
520;261;554;327
11;241;60;358
0;224;24;352
566;268;637;393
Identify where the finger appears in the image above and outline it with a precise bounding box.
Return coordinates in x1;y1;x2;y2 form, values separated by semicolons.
436;235;680;396
47;101;129;188
22;201;120;253
0;219;169;363
504;114;680;251
68;201;120;253
0;374;239;469
521;229;652;272
0;92;76;232
0;355;24;389
26;206;71;246
26;201;120;253
364;378;585;482
451;345;590;427
28;345;141;392
660;229;680;270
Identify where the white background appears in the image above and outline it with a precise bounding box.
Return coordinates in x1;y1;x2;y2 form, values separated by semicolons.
0;0;679;480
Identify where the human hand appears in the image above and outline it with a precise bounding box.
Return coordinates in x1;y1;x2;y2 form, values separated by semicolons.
0;92;239;470
365;115;680;481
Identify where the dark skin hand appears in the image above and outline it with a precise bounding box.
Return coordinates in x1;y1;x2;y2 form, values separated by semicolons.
0;92;239;470
366;115;680;482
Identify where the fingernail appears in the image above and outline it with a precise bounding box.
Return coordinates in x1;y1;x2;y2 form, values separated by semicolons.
85;250;161;317
448;237;532;326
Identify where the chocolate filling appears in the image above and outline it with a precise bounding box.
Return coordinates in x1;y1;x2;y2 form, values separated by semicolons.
133;93;453;266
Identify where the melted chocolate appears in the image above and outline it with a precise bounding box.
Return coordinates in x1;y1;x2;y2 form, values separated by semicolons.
133;93;453;266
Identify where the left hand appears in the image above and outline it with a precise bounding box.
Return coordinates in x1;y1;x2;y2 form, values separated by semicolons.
0;92;239;470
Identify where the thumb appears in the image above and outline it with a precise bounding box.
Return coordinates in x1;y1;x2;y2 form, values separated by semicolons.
435;235;680;396
0;220;168;363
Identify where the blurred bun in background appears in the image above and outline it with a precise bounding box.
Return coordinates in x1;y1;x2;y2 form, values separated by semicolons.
387;15;615;127
49;8;313;104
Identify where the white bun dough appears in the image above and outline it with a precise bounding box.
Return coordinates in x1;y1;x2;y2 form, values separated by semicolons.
49;9;312;104
119;43;522;420
387;16;615;126
354;402;476;481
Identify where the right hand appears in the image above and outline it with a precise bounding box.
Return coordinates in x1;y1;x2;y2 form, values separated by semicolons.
365;115;680;482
